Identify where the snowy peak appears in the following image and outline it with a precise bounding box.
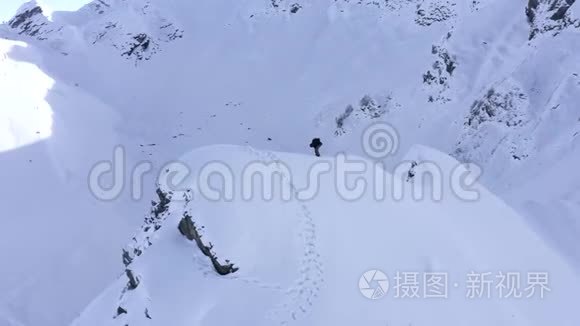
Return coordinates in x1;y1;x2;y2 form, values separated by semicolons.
81;0;184;63
2;0;184;63
7;1;56;40
0;0;478;65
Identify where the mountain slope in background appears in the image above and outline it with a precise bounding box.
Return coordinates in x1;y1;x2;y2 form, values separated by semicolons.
0;0;579;325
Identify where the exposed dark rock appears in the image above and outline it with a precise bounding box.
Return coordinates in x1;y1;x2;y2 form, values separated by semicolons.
359;95;384;119
423;45;457;103
121;187;172;269
151;188;171;219
89;3;184;64
90;0;111;15
115;306;127;317
466;88;526;128
290;3;302;13
7;5;54;40
415;1;456;26
454;81;530;164
122;249;133;266
334;94;395;136
177;214;197;241
335;105;354;135
527;0;540;23
125;269;140;290
9;6;43;29
133;248;143;257
122;33;156;60
526;0;578;39
406;161;418;182
178;213;239;276
550;0;575;20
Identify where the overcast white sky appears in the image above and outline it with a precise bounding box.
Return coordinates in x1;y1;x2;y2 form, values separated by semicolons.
0;0;87;22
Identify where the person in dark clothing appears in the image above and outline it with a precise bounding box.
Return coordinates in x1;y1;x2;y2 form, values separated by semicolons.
309;138;323;157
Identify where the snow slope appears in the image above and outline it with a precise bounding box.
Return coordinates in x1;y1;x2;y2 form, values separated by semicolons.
0;36;141;326
71;145;580;326
0;0;579;325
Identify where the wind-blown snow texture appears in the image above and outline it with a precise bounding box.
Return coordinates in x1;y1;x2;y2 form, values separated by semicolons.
0;0;579;325
71;145;580;326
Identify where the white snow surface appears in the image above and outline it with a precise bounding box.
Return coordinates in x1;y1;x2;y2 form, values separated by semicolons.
70;144;580;326
0;0;579;325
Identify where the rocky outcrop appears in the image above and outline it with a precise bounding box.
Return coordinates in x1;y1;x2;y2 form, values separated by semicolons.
423;43;457;103
122;187;173;266
334;94;398;136
526;0;579;39
454;79;531;164
125;269;140;290
178;213;239;276
7;3;57;41
82;0;184;64
110;186;237;325
465;88;527;129
415;1;456;26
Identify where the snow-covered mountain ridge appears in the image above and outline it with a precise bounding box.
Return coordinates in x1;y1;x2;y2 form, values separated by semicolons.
71;145;580;326
0;0;579;325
